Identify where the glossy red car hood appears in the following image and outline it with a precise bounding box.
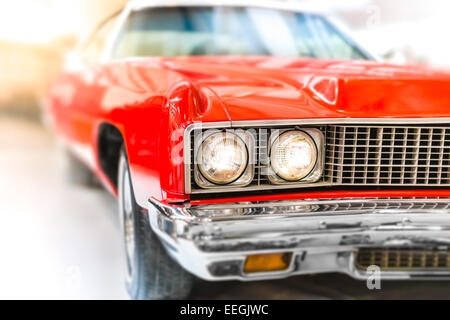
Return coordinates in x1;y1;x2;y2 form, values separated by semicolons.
160;56;450;121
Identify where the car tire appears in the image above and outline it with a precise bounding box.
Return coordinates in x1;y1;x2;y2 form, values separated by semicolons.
65;150;99;187
117;148;193;300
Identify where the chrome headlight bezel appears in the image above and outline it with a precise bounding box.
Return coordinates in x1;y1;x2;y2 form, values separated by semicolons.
267;128;324;184
194;129;255;189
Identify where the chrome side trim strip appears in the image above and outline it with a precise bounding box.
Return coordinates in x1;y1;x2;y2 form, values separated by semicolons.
157;197;450;220
186;197;450;218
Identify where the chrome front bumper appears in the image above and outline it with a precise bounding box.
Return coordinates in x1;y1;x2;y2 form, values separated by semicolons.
148;197;450;281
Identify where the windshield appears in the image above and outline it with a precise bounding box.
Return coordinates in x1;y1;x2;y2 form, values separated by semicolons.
113;6;370;60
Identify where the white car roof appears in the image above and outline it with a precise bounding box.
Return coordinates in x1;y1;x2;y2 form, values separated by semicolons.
128;0;324;14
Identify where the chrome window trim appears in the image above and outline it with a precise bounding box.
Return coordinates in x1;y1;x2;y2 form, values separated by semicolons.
184;118;450;194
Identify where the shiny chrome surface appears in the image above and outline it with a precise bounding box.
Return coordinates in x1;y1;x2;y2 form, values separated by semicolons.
148;197;450;281
184;197;450;218
194;129;256;189
187;125;331;194
185;119;450;194
267;128;324;185
326;126;450;186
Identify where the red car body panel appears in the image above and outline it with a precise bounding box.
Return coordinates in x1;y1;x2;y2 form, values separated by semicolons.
46;56;450;207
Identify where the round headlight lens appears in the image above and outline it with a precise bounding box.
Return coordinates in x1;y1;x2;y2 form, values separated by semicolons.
270;131;317;181
197;132;248;185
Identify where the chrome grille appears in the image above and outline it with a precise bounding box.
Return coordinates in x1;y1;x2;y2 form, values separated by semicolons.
187;123;450;194
326;126;450;186
355;248;450;271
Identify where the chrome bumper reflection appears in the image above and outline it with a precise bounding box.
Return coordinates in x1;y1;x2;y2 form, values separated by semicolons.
148;197;450;281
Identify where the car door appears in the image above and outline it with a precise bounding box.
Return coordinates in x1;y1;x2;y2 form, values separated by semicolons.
63;13;120;168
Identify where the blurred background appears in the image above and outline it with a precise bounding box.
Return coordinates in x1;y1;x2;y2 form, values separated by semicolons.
1;0;450;299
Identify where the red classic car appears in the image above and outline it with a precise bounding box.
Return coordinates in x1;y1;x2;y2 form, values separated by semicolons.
46;0;450;299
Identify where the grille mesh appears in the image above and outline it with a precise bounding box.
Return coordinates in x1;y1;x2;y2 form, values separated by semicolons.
355;248;450;271
326;126;450;185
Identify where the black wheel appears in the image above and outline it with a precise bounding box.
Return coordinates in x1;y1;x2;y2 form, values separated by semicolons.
64;150;99;187
118;148;193;300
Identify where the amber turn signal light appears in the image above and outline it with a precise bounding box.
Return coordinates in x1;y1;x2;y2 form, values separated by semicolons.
244;253;293;273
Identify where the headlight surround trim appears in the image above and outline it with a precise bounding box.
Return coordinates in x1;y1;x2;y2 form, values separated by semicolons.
270;130;318;182
193;129;256;189
197;131;248;185
267;128;324;185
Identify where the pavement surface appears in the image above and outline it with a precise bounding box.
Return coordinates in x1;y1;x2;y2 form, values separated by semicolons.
1;116;449;299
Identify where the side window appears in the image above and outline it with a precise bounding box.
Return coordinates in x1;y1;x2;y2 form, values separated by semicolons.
83;14;120;65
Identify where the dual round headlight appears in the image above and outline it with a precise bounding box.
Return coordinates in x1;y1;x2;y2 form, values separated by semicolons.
270;131;317;181
197;130;317;185
197;132;248;185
